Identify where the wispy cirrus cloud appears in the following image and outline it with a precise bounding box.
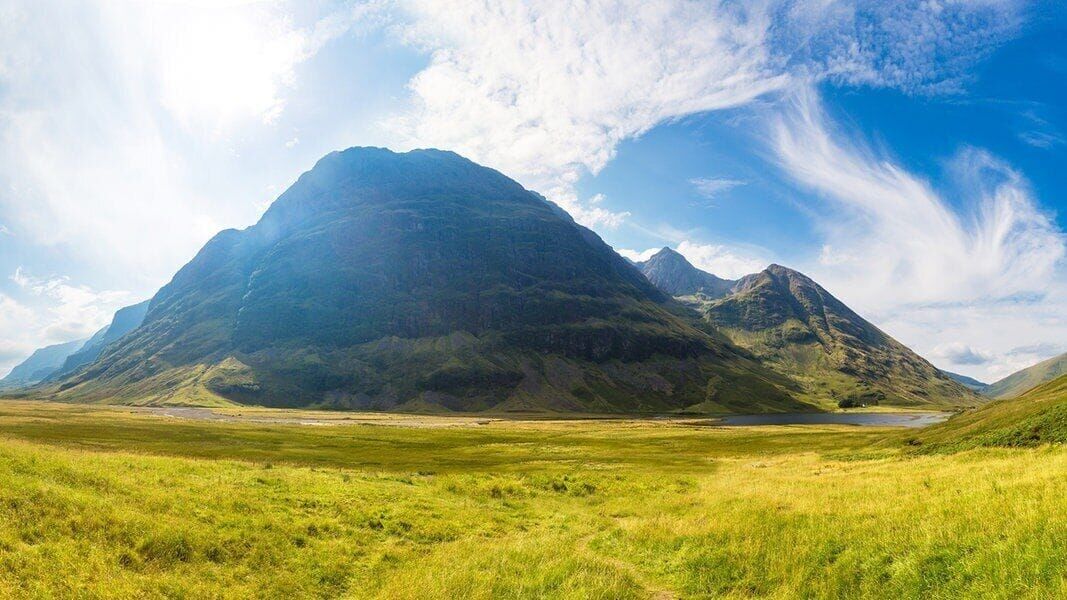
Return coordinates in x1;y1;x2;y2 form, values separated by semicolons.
773;85;1065;308
770;84;1067;379
690;177;747;200
384;0;1023;228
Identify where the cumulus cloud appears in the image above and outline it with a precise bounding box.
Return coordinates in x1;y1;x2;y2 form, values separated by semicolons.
676;240;769;279
0;1;365;287
792;0;1022;95
933;343;995;366
388;0;789;228
10;267;133;343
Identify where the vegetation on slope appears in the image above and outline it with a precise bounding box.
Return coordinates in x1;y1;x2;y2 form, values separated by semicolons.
913;373;1067;452
700;265;979;409
0;401;1062;598
985;352;1067;398
48;148;798;413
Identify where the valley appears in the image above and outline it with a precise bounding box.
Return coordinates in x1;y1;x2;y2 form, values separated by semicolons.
0;397;1064;598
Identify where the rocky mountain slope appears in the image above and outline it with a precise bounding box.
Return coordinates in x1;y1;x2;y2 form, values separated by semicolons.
635;247;734;299
51;147;802;413
636;254;979;409
700;265;978;408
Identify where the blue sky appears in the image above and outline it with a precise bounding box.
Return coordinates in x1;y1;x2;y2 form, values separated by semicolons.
1;0;1065;382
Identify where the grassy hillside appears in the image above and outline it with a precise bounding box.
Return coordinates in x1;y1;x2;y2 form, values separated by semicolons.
985;352;1067;398
0;401;1063;598
701;265;979;410
913;373;1067;452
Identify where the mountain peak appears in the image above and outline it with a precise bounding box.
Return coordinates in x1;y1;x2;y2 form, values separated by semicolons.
636;247;734;298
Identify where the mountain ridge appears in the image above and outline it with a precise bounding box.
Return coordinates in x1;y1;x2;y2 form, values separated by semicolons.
636;256;979;409
0;339;87;390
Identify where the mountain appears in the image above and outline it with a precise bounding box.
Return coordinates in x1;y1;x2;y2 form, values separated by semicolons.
635;247;735;299
985;352;1067;398
0;339;87;391
48;300;150;380
944;371;990;393
915;373;1067;451
51;147;802;413
696;265;979;409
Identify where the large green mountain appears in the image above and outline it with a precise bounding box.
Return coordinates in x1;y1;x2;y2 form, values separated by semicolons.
52;147;801;413
985;352;1067;398
635;247;734;299
0;339;86;391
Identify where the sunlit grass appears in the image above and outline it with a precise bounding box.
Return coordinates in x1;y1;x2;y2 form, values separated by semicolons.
0;400;1063;598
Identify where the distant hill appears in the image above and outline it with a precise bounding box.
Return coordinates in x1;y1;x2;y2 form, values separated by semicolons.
944;371;990;393
915;373;1067;451
0;339;86;391
695;265;979;409
635;247;735;299
50;147;802;413
985;352;1067;398
47;300;150;381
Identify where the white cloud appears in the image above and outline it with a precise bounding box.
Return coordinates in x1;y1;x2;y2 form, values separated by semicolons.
10;268;133;342
383;0;1021;228
388;0;790;228
933;342;995;366
771;85;1067;380
690;177;747;199
773;85;1066;309
616;248;661;263
676;240;769;280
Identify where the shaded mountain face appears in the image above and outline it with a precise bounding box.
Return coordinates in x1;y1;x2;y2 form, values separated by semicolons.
636;248;735;299
944;371;990;393
48;300;150;381
698;265;979;409
986;352;1067;398
0;339;86;390
55;147;800;413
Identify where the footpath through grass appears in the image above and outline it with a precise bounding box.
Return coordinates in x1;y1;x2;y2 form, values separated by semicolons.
0;401;1063;599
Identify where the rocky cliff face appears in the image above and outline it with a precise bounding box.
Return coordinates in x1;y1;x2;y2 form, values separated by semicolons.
636;247;735;299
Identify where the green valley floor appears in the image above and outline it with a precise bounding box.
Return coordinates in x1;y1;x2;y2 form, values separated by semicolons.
0;401;1063;599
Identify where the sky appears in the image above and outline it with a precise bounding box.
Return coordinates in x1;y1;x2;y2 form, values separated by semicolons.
0;0;1065;383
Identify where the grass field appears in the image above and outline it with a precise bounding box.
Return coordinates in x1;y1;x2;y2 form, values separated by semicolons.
0;400;1063;599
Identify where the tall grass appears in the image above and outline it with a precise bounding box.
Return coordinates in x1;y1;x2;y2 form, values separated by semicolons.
0;401;1062;598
